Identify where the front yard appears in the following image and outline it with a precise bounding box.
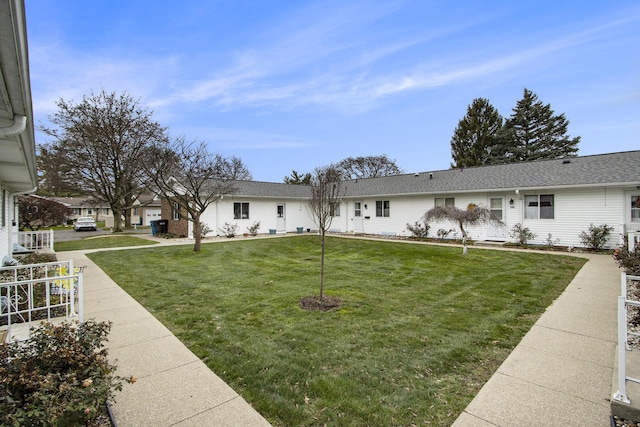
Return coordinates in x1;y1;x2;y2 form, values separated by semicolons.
88;236;585;426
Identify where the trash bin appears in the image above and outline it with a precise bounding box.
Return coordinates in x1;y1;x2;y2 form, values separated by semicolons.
157;219;168;234
296;227;303;234
150;220;158;236
269;229;276;235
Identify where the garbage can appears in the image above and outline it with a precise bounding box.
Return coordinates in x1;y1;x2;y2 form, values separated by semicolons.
157;219;168;234
269;229;276;235
150;220;158;236
296;227;303;234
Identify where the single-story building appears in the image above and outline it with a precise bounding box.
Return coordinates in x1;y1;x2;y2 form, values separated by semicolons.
164;150;640;249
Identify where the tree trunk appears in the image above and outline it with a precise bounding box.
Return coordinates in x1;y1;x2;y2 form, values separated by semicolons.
319;230;325;299
124;208;132;228
111;207;123;232
192;215;202;253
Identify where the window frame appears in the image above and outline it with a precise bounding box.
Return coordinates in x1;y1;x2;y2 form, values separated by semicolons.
172;202;181;220
234;202;250;219
631;195;640;223
376;200;390;217
434;197;455;207
330;202;340;217
524;194;555;219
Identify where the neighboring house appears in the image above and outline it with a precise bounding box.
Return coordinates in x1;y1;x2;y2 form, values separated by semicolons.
49;197;111;223
164;150;640;249
133;193;162;226
0;0;38;261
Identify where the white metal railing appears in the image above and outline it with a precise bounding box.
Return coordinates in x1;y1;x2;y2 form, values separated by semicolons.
613;272;640;404
13;229;55;252
0;260;83;343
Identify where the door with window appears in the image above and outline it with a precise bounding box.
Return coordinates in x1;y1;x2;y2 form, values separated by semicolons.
276;203;286;232
487;196;506;240
352;201;364;233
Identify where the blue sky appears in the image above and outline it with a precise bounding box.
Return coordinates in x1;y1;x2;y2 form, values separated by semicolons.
26;1;639;182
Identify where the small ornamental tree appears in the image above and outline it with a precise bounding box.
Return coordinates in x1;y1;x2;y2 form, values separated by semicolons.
18;195;71;230
306;165;345;305
424;204;502;255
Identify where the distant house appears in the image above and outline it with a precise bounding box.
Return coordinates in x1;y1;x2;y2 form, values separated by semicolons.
49;197;111;223
163;150;640;249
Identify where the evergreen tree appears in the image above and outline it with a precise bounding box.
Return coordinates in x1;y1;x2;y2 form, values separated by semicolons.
450;98;503;168
492;89;579;163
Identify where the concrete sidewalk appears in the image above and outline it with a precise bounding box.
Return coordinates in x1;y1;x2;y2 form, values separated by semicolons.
61;238;621;426
453;253;619;426
63;245;272;427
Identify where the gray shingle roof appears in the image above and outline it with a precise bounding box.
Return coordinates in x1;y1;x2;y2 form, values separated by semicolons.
341;150;640;197
229;151;640;199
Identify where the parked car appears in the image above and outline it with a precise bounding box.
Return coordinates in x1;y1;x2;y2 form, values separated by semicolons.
73;217;97;231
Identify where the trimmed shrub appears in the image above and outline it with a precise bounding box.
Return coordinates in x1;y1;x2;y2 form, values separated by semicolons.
0;320;132;426
579;223;614;250
614;242;640;276
406;220;429;238
510;223;535;246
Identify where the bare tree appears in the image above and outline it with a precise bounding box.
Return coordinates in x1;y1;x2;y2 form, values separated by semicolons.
223;155;253;181
308;165;345;300
143;137;240;252
335;155;403;179
39;90;169;232
423;204;502;255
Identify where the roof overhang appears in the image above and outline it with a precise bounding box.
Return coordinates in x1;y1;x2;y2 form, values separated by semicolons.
0;0;37;194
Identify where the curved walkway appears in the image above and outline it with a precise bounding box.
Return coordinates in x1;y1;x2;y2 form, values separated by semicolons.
61;236;619;426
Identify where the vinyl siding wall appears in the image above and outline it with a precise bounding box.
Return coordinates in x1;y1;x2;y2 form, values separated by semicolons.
0;185;8;259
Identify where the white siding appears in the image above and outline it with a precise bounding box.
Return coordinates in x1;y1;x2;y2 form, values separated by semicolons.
513;187;625;249
198;197;315;237
0;185;8;259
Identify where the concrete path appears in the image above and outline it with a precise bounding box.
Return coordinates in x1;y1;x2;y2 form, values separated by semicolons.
58;237;621;426
453;253;619;426
63;243;272;427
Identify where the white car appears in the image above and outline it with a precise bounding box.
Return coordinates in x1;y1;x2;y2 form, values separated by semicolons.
74;217;97;231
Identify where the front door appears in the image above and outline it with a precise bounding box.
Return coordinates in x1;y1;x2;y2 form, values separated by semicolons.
352;201;364;233
487;197;506;240
276;203;286;232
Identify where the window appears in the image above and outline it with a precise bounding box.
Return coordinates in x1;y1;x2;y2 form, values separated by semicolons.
172;202;180;220
632;196;640;222
234;202;250;219
330;202;340;217
524;194;554;219
376;200;390;217
354;202;362;217
435;197;455;207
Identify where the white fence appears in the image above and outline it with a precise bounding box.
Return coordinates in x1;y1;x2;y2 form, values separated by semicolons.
613;272;640;404
13;229;55;252
0;260;83;343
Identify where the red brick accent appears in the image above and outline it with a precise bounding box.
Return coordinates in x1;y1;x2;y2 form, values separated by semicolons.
160;198;189;237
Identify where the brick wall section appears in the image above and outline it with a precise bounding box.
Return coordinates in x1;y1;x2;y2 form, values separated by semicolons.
160;198;189;237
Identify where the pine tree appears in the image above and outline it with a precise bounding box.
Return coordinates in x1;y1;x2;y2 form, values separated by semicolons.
450;98;503;168
492;89;580;163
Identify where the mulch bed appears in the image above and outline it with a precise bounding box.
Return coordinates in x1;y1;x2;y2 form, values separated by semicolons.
299;295;342;311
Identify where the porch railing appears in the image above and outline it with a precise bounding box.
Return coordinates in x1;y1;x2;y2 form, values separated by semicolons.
613;272;640;404
0;260;83;343
13;229;55;252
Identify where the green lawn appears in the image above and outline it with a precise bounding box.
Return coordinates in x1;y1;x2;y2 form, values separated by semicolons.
55;236;157;252
88;236;585;426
